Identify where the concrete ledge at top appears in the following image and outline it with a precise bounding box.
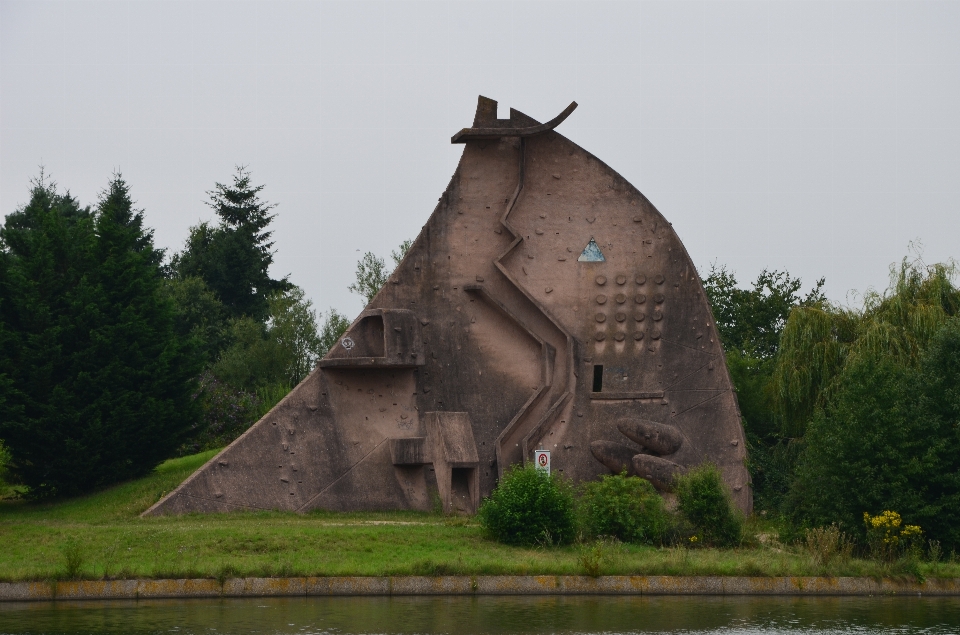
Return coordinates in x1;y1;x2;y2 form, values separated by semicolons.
2;576;960;601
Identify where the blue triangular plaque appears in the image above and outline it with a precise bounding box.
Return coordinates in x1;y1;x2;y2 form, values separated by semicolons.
578;237;605;262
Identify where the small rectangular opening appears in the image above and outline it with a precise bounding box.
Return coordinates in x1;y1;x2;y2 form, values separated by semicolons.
451;467;474;513
592;364;604;392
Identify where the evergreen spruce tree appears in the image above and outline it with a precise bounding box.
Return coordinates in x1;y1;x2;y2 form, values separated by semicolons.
82;176;202;487
0;221;22;447
172;167;290;322
0;175;202;497
0;176;96;496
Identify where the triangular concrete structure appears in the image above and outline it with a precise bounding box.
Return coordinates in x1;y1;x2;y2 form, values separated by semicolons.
145;97;751;517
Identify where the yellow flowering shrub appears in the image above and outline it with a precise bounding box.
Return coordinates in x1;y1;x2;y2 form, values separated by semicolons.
864;511;923;561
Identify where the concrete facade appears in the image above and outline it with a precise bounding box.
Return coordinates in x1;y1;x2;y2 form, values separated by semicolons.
144;97;751;517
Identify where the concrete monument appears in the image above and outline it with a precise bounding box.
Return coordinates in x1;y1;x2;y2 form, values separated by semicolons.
145;97;751;517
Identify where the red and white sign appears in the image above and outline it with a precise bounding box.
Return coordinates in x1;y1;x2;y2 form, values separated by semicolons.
534;450;551;474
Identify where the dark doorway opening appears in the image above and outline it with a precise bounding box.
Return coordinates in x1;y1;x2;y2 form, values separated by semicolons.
592;364;604;392
450;467;475;513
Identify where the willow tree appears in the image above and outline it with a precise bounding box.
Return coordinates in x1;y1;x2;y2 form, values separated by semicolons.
774;257;960;545
773;258;960;437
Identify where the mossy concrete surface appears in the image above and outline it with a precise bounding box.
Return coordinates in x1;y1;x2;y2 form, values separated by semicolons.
2;576;960;602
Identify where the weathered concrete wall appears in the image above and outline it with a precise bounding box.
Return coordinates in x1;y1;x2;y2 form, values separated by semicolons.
145;97;750;517
3;576;959;601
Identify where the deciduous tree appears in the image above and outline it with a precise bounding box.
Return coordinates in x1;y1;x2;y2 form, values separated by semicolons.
781;259;960;547
348;239;413;305
318;308;350;357
701;264;824;511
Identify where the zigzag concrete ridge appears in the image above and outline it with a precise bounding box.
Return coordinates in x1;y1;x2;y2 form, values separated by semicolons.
2;576;959;601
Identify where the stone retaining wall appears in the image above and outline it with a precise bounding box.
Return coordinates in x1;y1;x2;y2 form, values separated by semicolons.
1;576;959;601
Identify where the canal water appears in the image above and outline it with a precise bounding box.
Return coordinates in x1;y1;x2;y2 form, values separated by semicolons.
1;595;959;634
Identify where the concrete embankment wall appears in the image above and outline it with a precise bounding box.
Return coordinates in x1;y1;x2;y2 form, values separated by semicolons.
1;576;959;601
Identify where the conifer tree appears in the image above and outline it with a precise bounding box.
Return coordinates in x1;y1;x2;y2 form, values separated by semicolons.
0;177;96;497
82;176;202;486
0;175;202;497
172;167;290;322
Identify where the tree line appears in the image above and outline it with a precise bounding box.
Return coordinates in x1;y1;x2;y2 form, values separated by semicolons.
2;168;957;552
704;256;960;550
0;168;407;499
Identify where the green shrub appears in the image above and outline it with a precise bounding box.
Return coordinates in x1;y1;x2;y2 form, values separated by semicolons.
0;439;13;497
581;473;670;544
0;439;10;483
675;464;744;547
864;510;924;563
477;464;576;546
177;371;261;456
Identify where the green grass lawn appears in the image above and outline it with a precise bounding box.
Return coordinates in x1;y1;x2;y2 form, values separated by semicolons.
0;451;956;582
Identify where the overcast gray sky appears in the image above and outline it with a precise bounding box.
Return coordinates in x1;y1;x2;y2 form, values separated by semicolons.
2;1;958;316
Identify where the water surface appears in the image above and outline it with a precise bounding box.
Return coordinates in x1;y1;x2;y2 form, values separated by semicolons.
2;595;959;634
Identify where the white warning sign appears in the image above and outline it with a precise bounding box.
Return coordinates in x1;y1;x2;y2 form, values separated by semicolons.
534;450;551;475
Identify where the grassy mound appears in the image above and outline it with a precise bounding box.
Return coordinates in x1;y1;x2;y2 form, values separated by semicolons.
0;450;218;523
